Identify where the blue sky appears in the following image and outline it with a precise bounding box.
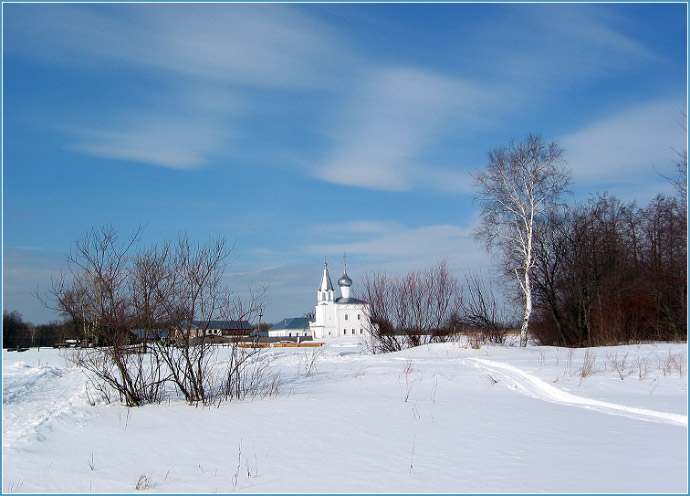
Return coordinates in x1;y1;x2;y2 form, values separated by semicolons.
2;2;687;325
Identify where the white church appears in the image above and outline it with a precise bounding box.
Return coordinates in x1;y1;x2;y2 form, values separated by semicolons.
309;259;371;339
266;258;371;340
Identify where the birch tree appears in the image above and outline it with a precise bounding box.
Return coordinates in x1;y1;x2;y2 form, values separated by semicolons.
473;134;570;347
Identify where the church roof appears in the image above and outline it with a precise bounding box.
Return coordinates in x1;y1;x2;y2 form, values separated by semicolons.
338;271;353;287
335;297;367;304
320;262;334;291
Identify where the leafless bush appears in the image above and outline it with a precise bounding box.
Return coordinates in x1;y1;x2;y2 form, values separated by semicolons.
215;348;282;405
6;479;23;494
562;348;575;377
232;439;242;491
633;355;650;380
467;333;482;350
660;351;686;377
300;346;325;377
580;349;596;379
360;261;461;353
65;344;167;407
400;359;414;402
44;226;270;407
135;474;152;491
460;271;512;344
607;351;633;380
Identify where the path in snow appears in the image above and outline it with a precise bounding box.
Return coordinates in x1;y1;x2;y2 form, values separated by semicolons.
469;357;688;427
2;362;92;447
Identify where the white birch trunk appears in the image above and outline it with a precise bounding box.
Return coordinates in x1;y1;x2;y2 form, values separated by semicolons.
520;268;531;347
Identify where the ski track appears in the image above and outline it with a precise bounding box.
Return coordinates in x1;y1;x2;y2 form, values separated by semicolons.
469;357;688;427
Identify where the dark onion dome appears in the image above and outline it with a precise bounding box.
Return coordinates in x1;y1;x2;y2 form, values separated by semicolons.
338;271;352;287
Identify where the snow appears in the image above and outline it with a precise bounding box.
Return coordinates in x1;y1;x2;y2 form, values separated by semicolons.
2;338;687;493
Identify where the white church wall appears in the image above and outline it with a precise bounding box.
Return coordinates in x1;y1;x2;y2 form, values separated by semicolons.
308;260;372;340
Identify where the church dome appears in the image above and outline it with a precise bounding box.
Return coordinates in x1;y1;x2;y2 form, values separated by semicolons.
338;271;352;287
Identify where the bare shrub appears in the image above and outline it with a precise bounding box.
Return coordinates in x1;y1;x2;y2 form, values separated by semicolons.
135;474;152;491
300;346;325;377
215;348;282;404
6;479;23;494
580;349;596;378
633;355;650;381
460;271;512;344
607;351;633;380
360;261;461;353
400;359;414;402
563;348;575;377
44;226;269;407
65;344;166;407
467;333;482;350
660;351;686;377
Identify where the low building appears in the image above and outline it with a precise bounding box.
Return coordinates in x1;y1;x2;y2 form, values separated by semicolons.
176;320;253;339
266;318;313;339
130;329;172;342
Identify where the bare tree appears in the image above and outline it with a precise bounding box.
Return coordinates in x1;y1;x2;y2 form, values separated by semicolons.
44;226;268;406
460;271;512;343
473;134;571;347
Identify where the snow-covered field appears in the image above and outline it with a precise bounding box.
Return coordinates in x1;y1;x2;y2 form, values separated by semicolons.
2;338;687;493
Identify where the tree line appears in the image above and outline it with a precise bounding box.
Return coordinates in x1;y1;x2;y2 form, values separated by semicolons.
531;191;686;347
478;133;686;348
360;132;686;351
3;310;77;349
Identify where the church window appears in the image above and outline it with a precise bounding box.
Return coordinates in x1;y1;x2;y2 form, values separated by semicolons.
345;314;348;321
352;329;355;334
357;314;361;320
360;329;363;334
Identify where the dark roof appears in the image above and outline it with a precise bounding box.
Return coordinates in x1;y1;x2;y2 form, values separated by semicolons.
131;329;171;339
183;320;252;330
268;317;313;331
335;297;367;304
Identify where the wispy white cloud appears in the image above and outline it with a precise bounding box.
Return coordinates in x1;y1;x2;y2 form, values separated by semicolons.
303;220;491;275
70;115;230;169
314;66;494;192
480;5;660;89
560;98;687;187
5;4;351;90
6;4;355;169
